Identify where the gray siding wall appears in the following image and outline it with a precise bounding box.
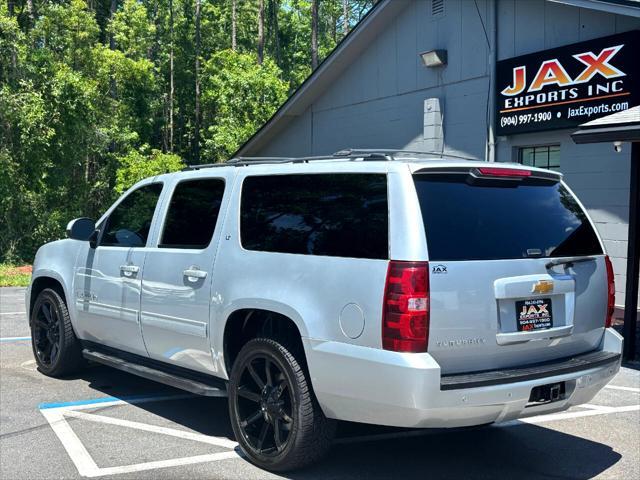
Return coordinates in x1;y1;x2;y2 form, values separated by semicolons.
497;0;640;307
260;0;493;159
255;0;640;306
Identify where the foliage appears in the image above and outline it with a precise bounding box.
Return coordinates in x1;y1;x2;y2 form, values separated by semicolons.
202;50;288;161
109;0;156;60
115;147;185;193
0;0;375;264
0;264;32;287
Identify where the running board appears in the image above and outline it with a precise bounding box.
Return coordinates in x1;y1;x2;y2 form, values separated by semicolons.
82;349;227;397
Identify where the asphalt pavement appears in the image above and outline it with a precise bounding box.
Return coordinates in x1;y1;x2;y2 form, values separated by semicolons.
1;287;639;479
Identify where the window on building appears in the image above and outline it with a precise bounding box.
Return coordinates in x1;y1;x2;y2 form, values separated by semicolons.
100;183;163;247
518;145;560;170
240;173;388;259
160;178;226;249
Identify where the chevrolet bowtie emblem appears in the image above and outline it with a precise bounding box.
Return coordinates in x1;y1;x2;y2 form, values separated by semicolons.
532;280;554;294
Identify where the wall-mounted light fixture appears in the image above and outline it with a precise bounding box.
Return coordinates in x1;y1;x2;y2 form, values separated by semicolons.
420;49;447;67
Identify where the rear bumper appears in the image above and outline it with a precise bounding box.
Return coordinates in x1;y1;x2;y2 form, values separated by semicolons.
440;350;620;390
304;328;623;428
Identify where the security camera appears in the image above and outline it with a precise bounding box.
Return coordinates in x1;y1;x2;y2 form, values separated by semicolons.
613;141;622;153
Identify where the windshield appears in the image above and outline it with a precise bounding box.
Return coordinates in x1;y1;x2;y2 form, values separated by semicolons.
413;173;603;261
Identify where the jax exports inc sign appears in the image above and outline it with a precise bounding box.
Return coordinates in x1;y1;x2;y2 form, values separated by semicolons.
496;31;640;135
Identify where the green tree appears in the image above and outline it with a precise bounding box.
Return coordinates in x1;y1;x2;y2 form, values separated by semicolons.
109;0;156;60
201;49;288;161
0;0;375;263
115;146;184;193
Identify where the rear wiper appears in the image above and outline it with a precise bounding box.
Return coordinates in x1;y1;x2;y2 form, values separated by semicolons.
545;256;596;270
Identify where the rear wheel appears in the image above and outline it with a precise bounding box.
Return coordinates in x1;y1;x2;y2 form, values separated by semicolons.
30;288;84;377
228;337;335;471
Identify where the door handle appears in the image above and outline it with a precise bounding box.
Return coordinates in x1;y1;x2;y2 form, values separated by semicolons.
120;264;140;277
183;267;208;282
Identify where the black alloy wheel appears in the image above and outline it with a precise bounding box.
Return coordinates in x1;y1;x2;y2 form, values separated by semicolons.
30;288;85;377
235;354;294;456
33;298;62;367
229;337;335;471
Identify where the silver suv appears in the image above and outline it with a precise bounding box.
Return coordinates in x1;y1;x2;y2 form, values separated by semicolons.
27;150;623;471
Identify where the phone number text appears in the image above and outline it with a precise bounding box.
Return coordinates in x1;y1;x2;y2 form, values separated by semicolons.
500;111;553;128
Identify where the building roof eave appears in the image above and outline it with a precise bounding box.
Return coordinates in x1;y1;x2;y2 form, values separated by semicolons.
571;105;640;143
234;0;411;157
548;0;640;18
572;124;640;143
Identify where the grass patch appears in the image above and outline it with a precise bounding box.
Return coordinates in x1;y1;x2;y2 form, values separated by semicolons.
0;264;32;287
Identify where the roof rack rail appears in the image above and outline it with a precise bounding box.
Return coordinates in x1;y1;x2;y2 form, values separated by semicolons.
233;153;391;163
182;162;229;171
181;148;475;171
229;157;297;166
182;157;299;170
182;156;325;170
333;148;476;161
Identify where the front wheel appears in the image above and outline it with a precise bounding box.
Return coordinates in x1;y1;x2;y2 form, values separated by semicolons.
228;337;335;471
30;288;85;377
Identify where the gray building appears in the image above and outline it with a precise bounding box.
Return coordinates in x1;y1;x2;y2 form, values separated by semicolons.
236;0;640;314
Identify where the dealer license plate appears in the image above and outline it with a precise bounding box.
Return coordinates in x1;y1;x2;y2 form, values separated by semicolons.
516;298;553;331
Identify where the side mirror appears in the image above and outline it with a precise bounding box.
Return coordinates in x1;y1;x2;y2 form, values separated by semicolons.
66;218;96;242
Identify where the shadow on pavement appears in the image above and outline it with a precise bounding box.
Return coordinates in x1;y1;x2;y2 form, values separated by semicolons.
292;424;621;480
62;365;621;480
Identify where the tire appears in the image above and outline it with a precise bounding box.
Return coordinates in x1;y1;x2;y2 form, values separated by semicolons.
228;337;336;471
30;288;85;377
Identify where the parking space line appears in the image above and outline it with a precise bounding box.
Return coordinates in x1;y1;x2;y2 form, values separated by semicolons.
39;393;196;411
0;336;31;343
40;393;241;477
498;404;640;427
91;451;240;477
37;385;638;476
579;404;617;412
40;408;102;477
0;311;27;315
338;404;640;445
65;410;238;449
604;385;640;393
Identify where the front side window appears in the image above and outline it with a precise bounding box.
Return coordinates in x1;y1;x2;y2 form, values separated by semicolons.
100;183;163;247
160;178;226;249
241;173;388;259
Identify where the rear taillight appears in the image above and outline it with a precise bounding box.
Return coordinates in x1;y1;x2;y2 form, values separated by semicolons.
604;255;615;328
382;261;429;352
477;167;532;177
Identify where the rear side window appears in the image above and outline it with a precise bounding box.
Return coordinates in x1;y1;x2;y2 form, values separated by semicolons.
101;183;163;247
160;178;225;249
414;173;602;261
241;174;388;259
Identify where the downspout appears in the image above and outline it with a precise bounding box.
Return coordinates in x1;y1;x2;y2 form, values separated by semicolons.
487;0;498;162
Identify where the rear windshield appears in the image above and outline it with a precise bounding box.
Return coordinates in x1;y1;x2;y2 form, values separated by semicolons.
414;173;602;261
